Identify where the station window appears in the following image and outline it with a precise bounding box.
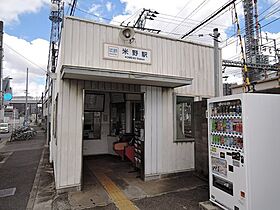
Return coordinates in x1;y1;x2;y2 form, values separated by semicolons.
83;112;101;140
175;96;194;142
83;92;104;140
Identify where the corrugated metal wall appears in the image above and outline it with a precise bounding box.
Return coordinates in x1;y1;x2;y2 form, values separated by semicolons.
54;80;195;188
56;79;84;189
142;86;194;178
54;80;141;189
60;17;217;98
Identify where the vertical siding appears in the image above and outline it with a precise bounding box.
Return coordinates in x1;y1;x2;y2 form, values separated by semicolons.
142;86;194;177
54;80;141;189
61;17;216;97
56;79;84;189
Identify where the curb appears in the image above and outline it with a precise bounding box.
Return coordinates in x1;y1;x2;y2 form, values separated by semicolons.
26;145;46;210
0;138;9;150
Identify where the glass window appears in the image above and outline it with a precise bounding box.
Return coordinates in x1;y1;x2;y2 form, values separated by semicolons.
110;102;126;136
83;112;101;140
175;96;194;141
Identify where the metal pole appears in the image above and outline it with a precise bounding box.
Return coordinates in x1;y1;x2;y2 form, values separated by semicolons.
13;109;16;132
0;21;4;122
41;92;44;124
213;28;221;97
25;68;29;126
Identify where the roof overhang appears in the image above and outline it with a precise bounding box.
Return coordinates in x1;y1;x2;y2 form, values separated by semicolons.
61;65;193;88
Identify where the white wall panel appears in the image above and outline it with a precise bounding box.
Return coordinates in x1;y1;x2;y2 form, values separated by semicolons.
60;17;217;98
56;79;84;189
142;86;194;178
53;79;141;189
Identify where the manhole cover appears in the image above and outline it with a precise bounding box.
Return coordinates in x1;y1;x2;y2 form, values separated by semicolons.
0;187;16;198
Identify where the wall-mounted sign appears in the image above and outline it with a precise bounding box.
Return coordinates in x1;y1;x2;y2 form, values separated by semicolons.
4;93;13;101
104;43;151;64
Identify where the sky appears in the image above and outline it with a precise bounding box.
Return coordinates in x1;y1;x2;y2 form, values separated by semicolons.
0;0;279;97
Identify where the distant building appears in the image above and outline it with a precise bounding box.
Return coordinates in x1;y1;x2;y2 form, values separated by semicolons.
5;96;42;125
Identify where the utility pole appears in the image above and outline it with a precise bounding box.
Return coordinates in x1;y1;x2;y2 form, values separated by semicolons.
0;21;4;122
24;68;29;126
213;28;221;97
41;92;44;125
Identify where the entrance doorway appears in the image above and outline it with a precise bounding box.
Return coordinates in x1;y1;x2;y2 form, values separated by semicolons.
82;90;145;190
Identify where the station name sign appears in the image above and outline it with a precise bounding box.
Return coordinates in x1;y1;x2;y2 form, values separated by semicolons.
104;43;151;64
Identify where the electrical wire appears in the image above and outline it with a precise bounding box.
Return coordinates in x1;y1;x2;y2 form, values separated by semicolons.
73;6;122;24
197;0;242;33
159;12;230;28
168;0;211;35
161;0;193;32
120;8;142;26
4;43;47;73
258;0;280;17
222;2;280;46
222;15;280;48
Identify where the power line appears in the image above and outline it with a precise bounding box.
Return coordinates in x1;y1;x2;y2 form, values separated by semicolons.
74;6;122;24
4;43;47;73
159;12;230;28
222;15;280;48
258;0;280;17
181;0;238;39
222;2;280;46
169;0;211;35
155;15;231;30
161;0;193;32
120;9;142;26
196;0;242;34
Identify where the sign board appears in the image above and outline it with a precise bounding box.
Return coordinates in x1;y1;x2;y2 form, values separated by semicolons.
4;93;13;101
104;43;151;64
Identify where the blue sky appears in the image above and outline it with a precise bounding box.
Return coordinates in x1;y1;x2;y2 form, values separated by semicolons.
0;0;279;96
4;0;279;40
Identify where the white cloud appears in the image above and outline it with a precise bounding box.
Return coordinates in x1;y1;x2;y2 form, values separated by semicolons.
88;4;101;14
0;0;50;24
3;33;49;97
106;2;113;12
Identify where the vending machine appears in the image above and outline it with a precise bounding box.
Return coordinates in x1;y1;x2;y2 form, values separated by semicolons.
208;93;280;210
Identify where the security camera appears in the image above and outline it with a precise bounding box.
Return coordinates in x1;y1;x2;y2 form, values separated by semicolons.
119;27;135;42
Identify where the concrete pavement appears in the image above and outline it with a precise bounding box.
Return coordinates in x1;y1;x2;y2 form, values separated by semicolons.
0;129;45;210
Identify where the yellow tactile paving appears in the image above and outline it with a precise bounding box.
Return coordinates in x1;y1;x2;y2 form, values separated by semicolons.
94;171;138;210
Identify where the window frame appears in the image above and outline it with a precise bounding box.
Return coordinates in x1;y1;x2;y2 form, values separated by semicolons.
83;111;102;140
173;94;195;143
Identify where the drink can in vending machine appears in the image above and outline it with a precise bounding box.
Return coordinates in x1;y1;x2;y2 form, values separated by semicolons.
220;136;225;145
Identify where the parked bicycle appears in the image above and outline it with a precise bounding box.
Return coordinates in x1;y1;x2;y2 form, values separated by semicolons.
11;126;37;141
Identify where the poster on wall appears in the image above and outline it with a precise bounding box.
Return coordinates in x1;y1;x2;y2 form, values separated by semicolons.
84;93;105;112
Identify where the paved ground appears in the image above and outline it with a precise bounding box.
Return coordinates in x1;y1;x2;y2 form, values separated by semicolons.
0;128;45;210
48;155;210;210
